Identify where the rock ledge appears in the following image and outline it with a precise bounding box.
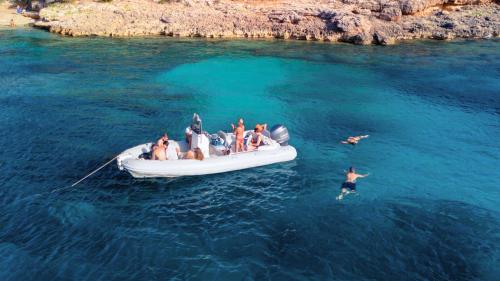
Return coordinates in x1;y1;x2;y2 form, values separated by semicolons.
34;0;500;45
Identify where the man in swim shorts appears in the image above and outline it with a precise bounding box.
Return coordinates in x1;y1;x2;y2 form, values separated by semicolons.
231;118;245;153
341;135;369;145
336;167;369;200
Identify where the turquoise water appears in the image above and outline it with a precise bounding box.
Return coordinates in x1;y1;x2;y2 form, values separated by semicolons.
0;29;499;280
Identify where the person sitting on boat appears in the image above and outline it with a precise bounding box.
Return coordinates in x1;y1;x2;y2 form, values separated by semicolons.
247;123;267;151
194;148;204;160
336;167;369;200
151;142;167;160
165;140;180;160
183;147;204;160
185;126;192;147
156;133;168;147
341;135;369;145
231;118;245;153
145;143;158;160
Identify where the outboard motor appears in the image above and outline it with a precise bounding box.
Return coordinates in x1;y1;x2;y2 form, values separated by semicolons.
270;124;290;146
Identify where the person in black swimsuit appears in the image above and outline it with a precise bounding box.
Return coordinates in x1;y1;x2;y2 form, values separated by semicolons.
336;167;369;200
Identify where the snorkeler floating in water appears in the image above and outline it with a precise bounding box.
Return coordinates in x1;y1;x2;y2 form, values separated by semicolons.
341;135;369;145
336;167;369;200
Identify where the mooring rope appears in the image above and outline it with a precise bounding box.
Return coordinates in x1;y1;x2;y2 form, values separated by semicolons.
49;155;120;194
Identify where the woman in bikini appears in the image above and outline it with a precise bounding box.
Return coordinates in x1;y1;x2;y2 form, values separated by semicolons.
231;118;245;153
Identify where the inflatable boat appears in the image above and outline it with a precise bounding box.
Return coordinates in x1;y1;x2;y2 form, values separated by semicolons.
117;115;297;178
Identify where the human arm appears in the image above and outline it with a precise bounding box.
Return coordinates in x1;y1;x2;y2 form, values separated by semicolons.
356;173;369;178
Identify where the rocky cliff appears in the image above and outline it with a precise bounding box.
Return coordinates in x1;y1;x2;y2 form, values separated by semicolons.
34;0;499;44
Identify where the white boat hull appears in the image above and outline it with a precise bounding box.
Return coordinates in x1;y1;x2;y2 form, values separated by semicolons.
117;141;297;178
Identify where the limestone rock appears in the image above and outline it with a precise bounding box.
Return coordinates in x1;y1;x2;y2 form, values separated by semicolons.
380;5;402;21
374;31;396;45
332;13;373;44
32;0;500;45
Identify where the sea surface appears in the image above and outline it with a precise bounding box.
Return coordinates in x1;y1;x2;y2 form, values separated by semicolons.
0;29;499;281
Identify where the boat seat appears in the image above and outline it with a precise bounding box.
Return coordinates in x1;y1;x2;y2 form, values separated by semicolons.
217;130;232;147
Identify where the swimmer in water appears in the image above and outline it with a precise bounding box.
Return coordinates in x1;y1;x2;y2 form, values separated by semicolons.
336;167;369;200
341;135;369;145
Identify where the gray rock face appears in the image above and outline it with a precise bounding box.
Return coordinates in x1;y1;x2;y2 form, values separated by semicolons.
380;5;403;21
33;0;499;45
400;0;492;14
374;31;397;45
331;13;373;44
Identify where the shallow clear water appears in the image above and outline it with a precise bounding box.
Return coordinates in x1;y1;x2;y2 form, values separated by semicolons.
0;29;499;280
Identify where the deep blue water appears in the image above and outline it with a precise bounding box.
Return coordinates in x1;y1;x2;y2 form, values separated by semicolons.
0;29;499;280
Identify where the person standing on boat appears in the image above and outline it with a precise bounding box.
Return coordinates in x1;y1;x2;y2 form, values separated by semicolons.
231;118;245;153
336;167;369;200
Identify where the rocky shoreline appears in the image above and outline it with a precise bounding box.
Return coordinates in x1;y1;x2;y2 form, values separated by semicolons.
33;0;499;45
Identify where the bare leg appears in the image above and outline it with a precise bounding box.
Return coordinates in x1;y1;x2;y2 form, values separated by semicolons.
234;142;241;153
184;150;195;159
336;188;350;200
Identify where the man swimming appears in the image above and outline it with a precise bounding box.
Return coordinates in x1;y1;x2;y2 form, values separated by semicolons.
336;167;369;200
231;118;245;153
341;135;369;145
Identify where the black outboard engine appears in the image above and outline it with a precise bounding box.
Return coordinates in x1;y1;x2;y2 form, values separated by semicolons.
270;124;290;146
